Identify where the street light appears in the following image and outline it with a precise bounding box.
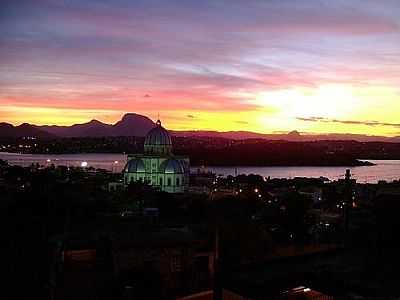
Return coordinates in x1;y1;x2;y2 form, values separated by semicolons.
112;161;119;172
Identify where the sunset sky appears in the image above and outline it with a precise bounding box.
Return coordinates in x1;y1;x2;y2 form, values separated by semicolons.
1;0;400;135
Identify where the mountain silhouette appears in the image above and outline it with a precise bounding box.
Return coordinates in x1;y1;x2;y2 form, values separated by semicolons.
34;113;155;137
0;122;55;138
111;113;155;136
1;113;399;142
38;119;112;137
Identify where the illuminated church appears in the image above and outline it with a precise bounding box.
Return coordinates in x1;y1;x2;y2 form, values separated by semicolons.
123;120;190;193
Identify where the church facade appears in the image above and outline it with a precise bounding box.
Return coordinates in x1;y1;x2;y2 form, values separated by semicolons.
123;120;189;193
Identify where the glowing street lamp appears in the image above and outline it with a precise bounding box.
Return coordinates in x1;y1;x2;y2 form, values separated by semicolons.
81;161;88;167
112;160;119;173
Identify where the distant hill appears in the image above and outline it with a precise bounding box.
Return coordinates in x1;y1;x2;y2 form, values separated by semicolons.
38;119;112;137
171;130;400;143
0;122;55;138
37;113;155;137
1;112;400;142
170;130;305;141
111;113;155;136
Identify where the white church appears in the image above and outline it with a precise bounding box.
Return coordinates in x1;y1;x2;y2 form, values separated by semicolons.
123;119;190;193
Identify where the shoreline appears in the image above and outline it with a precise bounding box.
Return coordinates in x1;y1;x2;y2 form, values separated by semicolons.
0;151;375;167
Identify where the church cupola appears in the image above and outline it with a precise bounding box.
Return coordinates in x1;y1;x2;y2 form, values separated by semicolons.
144;120;173;155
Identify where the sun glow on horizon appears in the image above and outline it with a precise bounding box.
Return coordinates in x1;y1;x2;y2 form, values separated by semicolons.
255;84;360;119
0;106;123;126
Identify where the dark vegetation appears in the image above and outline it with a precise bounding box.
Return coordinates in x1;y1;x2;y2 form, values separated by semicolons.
4;136;400;166
3;160;400;299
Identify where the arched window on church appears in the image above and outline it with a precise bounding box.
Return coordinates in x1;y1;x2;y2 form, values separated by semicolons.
167;177;171;186
159;177;163;186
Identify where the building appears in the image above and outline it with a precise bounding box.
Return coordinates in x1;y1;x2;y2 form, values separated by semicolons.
177;289;249;300
123;119;190;193
278;286;334;300
112;228;214;299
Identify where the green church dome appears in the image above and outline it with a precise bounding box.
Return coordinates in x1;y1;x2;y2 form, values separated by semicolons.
144;120;172;155
159;158;183;174
124;158;145;173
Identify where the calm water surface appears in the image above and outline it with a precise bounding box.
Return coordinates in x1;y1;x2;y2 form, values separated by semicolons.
1;152;399;183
